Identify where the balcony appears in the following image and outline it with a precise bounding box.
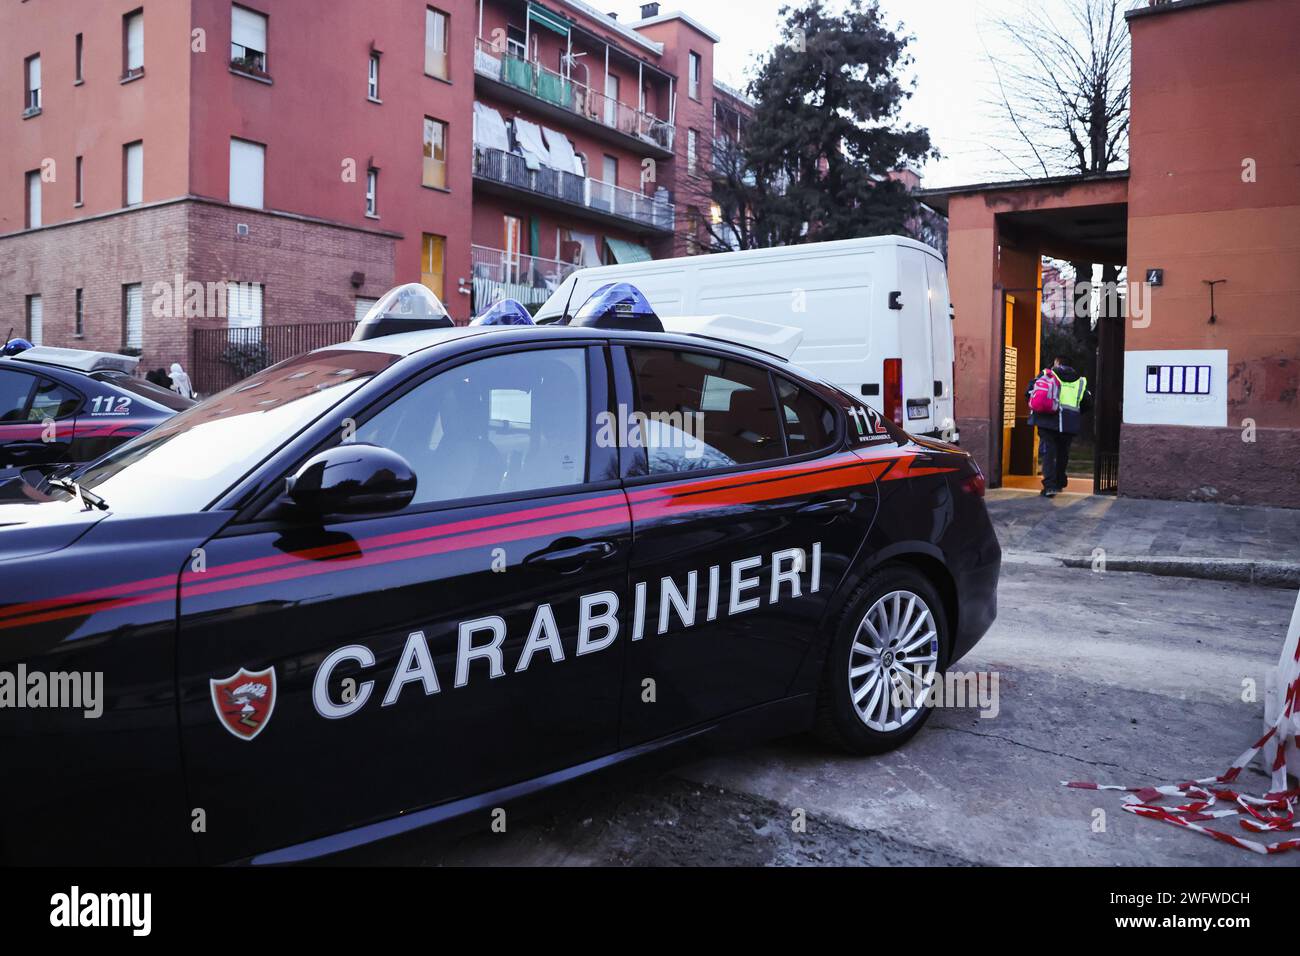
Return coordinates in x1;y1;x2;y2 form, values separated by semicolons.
473;144;675;235
470;245;580;310
473;38;674;159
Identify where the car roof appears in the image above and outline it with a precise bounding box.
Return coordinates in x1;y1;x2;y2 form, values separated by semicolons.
320;322;795;369
4;346;139;375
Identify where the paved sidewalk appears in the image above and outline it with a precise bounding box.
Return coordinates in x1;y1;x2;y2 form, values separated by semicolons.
987;489;1300;587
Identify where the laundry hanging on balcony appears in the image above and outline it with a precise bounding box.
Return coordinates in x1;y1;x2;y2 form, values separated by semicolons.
511;117;550;171
473;103;511;153
542;127;585;176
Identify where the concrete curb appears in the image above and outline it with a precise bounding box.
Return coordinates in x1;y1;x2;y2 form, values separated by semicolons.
1002;550;1300;589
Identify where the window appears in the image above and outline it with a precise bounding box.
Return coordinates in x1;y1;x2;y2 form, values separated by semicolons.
684;207;701;256
0;370;36;423
123;9;144;79
355;348;589;506
627;347;784;475
354;297;378;323
123;283;143;350
368;52;380;100
688;51;701;100
229;138;265;208
775;377;836;455
425;7;449;80
25;170;41;228
74;155;84;206
687;128;697;174
228;283;263;339
421;233;445;298
422;117;447;188
602;154;618;185
24;54;41;112
603;73;619;127
505;25;526;59
503;215;523;279
365;168;378;216
26;294;43;346
75;33;84;83
123;141;143;206
74;288;85;338
30;379;79;421
231;5;268;74
74;351;390;515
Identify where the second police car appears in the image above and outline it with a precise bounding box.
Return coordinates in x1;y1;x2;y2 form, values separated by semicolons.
0;283;1000;864
0;341;192;472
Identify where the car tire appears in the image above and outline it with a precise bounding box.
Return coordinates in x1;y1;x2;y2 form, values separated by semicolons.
814;564;951;755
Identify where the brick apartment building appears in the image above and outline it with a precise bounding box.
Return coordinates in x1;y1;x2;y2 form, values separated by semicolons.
1;0;751;386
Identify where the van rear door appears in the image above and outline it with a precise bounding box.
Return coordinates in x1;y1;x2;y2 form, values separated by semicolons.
896;248;936;434
923;253;956;439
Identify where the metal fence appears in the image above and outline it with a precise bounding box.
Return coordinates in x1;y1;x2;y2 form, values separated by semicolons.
473;144;675;232
191;322;355;396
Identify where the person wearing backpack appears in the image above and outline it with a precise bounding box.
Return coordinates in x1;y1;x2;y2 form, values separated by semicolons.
1026;356;1092;497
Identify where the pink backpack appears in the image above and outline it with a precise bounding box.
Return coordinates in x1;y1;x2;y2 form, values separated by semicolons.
1028;370;1060;414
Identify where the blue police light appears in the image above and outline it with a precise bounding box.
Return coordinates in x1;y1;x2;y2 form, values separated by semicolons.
471;298;535;327
352;283;454;342
570;282;664;332
2;338;34;356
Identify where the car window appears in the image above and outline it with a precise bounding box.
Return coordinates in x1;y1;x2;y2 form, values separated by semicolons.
0;368;36;423
70;349;393;514
627;347;783;475
355;348;589;506
28;378;80;421
92;372;193;411
775;376;837;455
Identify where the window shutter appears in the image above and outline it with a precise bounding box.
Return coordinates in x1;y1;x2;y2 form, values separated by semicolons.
232;6;267;52
126;13;144;70
229;139;265;208
125;284;143;350
28;296;43;346
228;283;264;330
125;143;144;205
28;55;41;91
27;172;41;228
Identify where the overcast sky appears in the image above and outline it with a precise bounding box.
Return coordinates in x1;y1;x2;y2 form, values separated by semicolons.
605;0;1086;188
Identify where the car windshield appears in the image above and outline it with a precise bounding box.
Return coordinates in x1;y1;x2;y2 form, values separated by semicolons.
61;349;398;514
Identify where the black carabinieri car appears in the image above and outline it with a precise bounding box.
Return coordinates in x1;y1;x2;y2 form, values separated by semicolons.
0;284;999;864
0;345;192;472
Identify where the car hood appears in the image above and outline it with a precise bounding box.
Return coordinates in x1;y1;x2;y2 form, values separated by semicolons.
0;477;110;560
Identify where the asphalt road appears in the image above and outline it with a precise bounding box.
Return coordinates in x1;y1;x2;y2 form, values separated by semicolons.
339;562;1297;866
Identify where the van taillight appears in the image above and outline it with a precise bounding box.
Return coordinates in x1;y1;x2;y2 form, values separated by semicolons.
883;358;903;426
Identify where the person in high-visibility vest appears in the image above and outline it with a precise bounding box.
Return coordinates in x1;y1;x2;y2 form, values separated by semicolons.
1026;356;1093;497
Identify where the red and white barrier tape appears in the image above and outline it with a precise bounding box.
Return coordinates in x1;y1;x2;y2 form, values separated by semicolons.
1065;642;1300;856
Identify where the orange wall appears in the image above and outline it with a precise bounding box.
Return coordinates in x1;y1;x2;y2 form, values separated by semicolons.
1127;0;1300;427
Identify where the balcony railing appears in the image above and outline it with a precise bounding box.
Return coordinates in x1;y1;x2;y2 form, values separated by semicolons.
470;245;580;309
473;144;675;232
474;38;674;153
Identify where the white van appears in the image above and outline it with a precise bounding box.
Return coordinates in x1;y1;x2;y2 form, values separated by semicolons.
536;236;957;440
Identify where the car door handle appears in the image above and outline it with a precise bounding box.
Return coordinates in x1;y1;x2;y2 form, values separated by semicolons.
797;498;853;518
523;540;617;572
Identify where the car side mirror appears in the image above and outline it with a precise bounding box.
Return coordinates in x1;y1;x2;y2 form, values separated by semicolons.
285;443;417;517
